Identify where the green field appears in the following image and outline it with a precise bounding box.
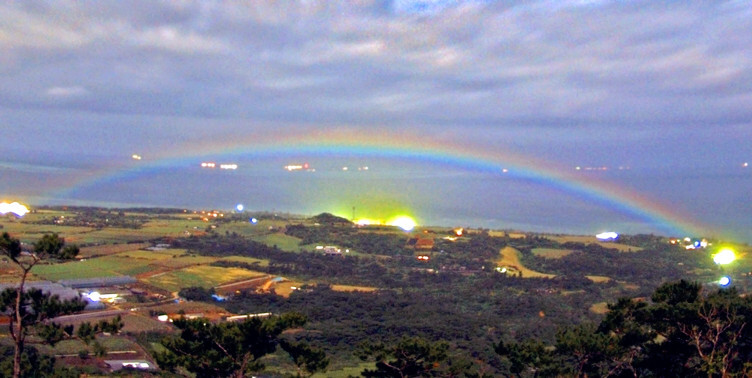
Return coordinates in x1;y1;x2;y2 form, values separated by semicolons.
32;256;156;280
146;265;267;292
250;233;302;252
116;248;188;261
532;248;575;259
219;255;270;267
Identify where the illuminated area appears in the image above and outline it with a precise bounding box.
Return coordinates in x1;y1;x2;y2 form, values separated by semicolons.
250;217;258;224
131;154;142;160
355;218;379;226
220;164;238;170
713;248;736;265
84;291;119;303
284;163;311;171
0;202;29;217
387;216;416;231
235;204;244;212
719;276;732;287
596;231;618;241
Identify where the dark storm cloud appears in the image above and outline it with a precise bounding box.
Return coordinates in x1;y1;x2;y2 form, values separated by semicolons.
0;0;751;166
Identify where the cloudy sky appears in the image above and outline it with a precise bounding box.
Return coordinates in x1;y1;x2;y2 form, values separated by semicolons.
1;0;751;172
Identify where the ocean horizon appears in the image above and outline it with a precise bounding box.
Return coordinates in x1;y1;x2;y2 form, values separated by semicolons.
5;159;750;244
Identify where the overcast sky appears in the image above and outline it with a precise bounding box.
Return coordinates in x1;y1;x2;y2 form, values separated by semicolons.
1;0;751;170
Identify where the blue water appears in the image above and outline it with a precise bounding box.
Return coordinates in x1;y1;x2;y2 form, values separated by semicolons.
3;158;751;243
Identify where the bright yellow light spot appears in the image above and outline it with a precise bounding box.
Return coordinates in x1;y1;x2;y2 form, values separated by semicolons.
387;216;416;231
356;218;381;226
713;248;736;265
0;202;29;217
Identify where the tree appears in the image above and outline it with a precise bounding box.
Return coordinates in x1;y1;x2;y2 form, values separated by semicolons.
358;336;450;378
1;232;85;378
280;339;330;377
156;312;307;377
497;280;752;377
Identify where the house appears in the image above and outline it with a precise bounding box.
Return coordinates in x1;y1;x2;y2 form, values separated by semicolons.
406;237;435;251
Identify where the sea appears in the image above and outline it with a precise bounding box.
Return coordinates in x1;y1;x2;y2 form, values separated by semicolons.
3;158;751;243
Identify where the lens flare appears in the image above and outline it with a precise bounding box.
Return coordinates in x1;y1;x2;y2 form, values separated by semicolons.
387;216;416;231
713;248;736;265
719;276;731;287
0;202;29;217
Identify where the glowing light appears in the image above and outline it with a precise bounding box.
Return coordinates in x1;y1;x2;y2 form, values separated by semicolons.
356;218;380;226
157;315;169;322
596;231;618;241
744;162;749;167
719;276;732;287
87;292;101;302
201;162;216;168
220;163;238;170
131;154;142;160
713;248;736;265
250;217;258;224
387;216;416;231
236;204;244;212
0;202;29;217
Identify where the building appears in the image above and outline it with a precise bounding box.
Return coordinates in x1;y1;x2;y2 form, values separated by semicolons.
406;237;435;251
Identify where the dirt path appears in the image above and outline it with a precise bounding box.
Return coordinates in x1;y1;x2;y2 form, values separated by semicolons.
496;246;556;278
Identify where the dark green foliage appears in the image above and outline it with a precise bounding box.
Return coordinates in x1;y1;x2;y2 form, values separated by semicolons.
157;312;307;378
37;322;69;347
497;280;752;377
651;278;701;305
33;234;65;256
280;339;330;377
92;341;107;357
0;232;22;260
179;286;216;301
0;287;87;330
310;212;352;225
0;346;56;378
97;315;124;334
60;245;79;259
76;322;96;345
358;336;449;377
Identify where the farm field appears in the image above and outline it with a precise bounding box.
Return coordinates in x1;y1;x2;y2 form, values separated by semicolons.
219;255;270;267
145;265;267;292
79;243;150;258
496;246;556;278
249;233;303;252
547;235;642;252
330;284;379;293
532;247;574;259
32;256;155;280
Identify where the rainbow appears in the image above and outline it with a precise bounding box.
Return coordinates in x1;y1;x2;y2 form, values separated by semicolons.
53;128;708;236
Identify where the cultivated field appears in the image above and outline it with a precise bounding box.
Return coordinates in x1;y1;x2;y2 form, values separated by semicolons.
547;235;642;252
496;246;556;278
532;247;575;259
145;265;267;292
